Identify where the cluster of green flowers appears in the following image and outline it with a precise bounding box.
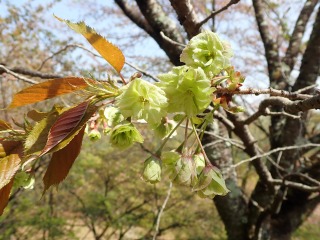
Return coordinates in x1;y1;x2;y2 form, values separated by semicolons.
142;151;229;198
86;31;237;198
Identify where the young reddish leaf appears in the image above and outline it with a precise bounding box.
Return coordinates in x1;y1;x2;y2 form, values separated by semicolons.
40;101;89;156
0;154;21;190
0;120;12;131
0;179;14;216
0;140;23;190
55;16;125;73
27;109;48;122
43;126;85;192
9;77;91;108
48;103;99;153
24;107;61;157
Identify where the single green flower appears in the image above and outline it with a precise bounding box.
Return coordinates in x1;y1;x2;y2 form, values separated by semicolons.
142;157;161;184
180;31;233;78
88;129;101;141
116;78;168;126
193;165;229;199
109;122;143;149
157;66;213;117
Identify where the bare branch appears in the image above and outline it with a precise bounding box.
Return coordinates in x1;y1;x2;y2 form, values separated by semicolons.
135;0;184;65
0;65;39;84
215;87;313;100
169;0;200;38
252;0;282;85
293;6;320;92
271;179;320;192
114;0;154;35
197;0;240;28
0;64;62;80
125;61;160;82
160;31;186;48
284;0;319;72
153;182;172;240
228;113;275;192
231;143;320;169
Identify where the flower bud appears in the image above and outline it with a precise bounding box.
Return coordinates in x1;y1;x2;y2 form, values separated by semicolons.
109;122;143;149
88;129;101;141
13;171;35;190
193;165;229;199
142;157;161;184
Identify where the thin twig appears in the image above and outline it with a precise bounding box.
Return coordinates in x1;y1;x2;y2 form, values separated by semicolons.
0;64;38;84
231;143;320;169
197;0;240;27
215;87;312;100
125;61;159;82
153;182;172;240
160;31;186;48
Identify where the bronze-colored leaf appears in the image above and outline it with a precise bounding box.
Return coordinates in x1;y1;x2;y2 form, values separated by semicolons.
9;77;90;108
41;101;89;156
0;179;14;216
0;154;21;189
43;126;85;192
55;16;125;73
0;120;12;131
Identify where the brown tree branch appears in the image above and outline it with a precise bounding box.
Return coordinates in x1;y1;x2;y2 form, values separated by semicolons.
0;64;62;80
293;5;320;92
197;0;240;28
284;0;318;72
252;0;282;85
215;87;313;100
0;65;39;84
114;0;154;35
243;95;320;124
169;0;200;38
134;0;184;65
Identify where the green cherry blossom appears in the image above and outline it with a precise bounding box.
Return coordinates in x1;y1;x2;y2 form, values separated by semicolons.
157;66;213;117
109;122;143;149
115;78;168;126
180;31;233;78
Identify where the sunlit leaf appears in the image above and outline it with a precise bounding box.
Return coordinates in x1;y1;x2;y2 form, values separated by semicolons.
43;127;85;192
55;15;125;73
24;107;62;156
9;77;91;108
0;179;14;216
0;154;21;190
41;101;89;156
27;109;48;122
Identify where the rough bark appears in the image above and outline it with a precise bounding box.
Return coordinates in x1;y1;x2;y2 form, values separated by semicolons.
204;121;249;240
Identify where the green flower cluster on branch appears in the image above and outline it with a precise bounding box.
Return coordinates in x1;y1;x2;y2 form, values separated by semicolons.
1;28;245;205
82;31;244;199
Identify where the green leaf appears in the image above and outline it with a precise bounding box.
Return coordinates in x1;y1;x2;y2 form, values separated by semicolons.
9;77;91;108
55;16;125;73
43;126;85;192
